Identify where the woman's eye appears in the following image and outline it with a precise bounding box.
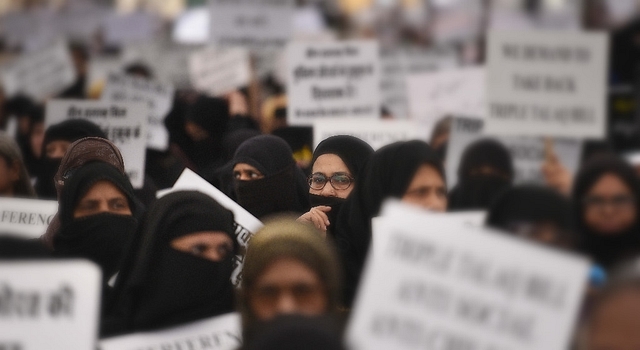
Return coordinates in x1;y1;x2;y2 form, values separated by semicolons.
250;172;260;179
233;172;241;179
190;244;208;256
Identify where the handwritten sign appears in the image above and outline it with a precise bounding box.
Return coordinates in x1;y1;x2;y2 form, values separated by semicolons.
313;119;428;151
0;260;101;350
348;201;590;350
0;40;76;100
0;198;57;239
167;169;264;287
209;0;294;49
45;100;148;189
189;47;251;96
484;30;608;138
100;313;241;350
100;73;175;151
287;40;381;125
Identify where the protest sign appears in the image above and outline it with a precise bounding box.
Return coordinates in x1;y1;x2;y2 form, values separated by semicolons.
169;169;264;286
287;40;381;125
0;40;76;100
406;66;485;124
100;313;241;350
0;260;101;350
484;30;608;139
445;118;582;187
348;201;590;350
100;73;175;151
0;198;57;239
103;12;160;46
489;1;581;31
209;0;294;49
189;47;251;96
46;100;148;188
313;119;428;151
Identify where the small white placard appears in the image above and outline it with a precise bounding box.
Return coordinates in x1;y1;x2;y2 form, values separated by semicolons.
313;119;428;151
189;47;251;96
0;198;57;239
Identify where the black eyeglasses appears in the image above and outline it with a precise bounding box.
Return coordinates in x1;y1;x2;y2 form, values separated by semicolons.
308;173;354;191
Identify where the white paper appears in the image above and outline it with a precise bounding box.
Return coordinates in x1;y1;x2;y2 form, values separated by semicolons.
189;47;251;96
45;100;149;189
100;73;175;151
103;12;160;46
0;198;57;239
484;30;609;138
287;40;381;125
0;40;76;100
0;260;101;350
348;201;590;350
313;119;428;151
100;313;241;350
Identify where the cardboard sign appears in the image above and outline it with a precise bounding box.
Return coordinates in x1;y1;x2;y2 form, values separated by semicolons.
348;201;590;350
100;73;175;151
100;313;241;350
0;198;57;239
189;47;251;96
0;40;76;100
406;66;486;124
209;0;294;49
168;169;264;287
287;40;381;125
445;118;582;187
45;100;148;189
313;119;428;151
0;260;101;350
484;31;608;139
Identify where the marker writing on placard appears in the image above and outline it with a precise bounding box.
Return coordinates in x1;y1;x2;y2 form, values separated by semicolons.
387;234;454;274
131;330;240;350
0;211;54;226
0;284;74;318
0;342;22;350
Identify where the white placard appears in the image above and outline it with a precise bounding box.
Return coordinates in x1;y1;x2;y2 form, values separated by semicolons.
287;40;381;125
313;119;428;151
0;260;101;350
103;12;160;46
45;100;148;189
168;169;264;286
100;73;175;151
0;198;57;239
348;201;590;350
100;313;241;350
406;66;486;124
484;30;608;138
209;0;294;49
0;40;76;100
189;47;251;96
446;118;582;187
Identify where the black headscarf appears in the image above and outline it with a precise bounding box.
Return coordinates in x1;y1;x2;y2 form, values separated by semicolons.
448;138;514;211
243;315;345;350
53;162;138;280
36;119;107;199
333;140;444;306
107;191;238;334
232;135;310;219
572;155;640;269
182;95;230;171
486;185;576;249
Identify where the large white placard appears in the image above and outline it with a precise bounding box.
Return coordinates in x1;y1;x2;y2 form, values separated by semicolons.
189;47;251;96
209;0;294;49
348;201;590;350
0;198;57;239
0;260;101;350
100;313;241;350
100;73;175;151
484;30;608;138
45;100;148;189
287;40;381;125
0;40;76;100
168;169;264;287
313;119;428;151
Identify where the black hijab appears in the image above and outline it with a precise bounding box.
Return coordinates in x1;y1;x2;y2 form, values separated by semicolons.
333;140;444;306
573;155;640;269
183;95;230;171
448;138;514;211
232;135;310;219
243;315;345;350
107;191;238;333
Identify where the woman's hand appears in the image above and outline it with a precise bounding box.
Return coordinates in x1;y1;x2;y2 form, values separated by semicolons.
297;206;332;236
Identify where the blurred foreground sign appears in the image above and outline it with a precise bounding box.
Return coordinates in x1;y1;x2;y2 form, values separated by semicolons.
0;198;57;238
0;260;101;350
348;201;590;350
485;30;608;138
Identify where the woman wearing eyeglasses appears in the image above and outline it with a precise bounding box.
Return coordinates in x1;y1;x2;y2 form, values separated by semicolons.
573;154;640;271
297;136;374;236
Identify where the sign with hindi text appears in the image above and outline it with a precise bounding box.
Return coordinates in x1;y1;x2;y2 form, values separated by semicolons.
189;47;251;96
